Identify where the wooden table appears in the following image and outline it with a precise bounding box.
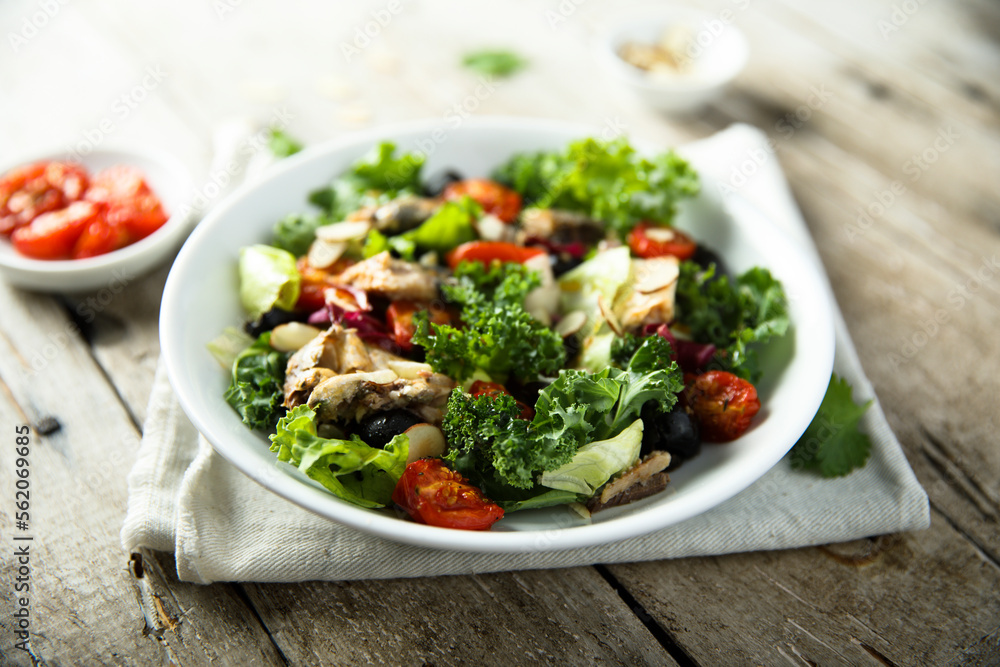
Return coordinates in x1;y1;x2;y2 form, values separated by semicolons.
2;1;998;664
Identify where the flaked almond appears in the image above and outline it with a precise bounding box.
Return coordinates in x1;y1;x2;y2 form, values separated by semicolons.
308;239;348;269
634;258;680;294
315;220;372;242
385;359;434;380
403;423;447;463
598;294;623;336
642;226;676;243
555;310;588;337
354;369;398;385
269;322;323;352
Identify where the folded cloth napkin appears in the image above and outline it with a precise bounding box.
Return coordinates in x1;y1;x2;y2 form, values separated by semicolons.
120;124;929;584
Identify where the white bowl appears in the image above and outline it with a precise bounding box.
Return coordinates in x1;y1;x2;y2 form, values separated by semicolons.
596;8;749;113
160;117;834;553
0;148;194;292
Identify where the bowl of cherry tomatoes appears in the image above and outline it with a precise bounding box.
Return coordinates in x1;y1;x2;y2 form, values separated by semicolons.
0;149;194;292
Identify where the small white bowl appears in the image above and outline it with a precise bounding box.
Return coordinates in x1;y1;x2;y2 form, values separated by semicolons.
596;8;749;113
0;148;194;293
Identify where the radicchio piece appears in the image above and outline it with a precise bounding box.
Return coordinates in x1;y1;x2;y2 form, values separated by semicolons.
524;236;588;259
641;323;716;374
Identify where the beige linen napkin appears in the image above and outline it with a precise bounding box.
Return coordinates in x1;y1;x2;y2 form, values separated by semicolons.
121;124;929;584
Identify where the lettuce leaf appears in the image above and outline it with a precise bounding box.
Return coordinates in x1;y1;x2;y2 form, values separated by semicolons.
674;261;790;381
270;405;409;508
238;244;301;318
493;137;699;239
223;332;289;431
539;419;643;495
387;197;479;259
309;141;425;220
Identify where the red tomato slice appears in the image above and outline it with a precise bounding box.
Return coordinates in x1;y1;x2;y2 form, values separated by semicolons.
0;161;89;235
11;201;101;260
442;179;521;223
391;458;505;530
71;216;130;259
683;370;761;442
627;222;697;260
446;241;546;270
386;300;455;352
87;166;168;241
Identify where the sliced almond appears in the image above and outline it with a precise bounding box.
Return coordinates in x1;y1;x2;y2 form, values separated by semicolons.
598;294;623;337
385;359;434;380
642;226;676;243
354;369;398;385
269;322;323;352
308;239;348;269
634;257;680;294
555;310;588;337
403;423;447;463
314;220;372;242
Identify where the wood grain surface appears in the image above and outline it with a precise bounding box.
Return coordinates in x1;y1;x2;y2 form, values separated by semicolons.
0;0;997;665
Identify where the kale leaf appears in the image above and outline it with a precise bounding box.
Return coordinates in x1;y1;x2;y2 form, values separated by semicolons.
309;141;425;220
223;332;289;431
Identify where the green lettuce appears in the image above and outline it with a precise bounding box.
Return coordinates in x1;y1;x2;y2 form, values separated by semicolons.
493;137;700;239
271;212;330;257
539;419;643;495
270;405;409;508
238;244;301;318
387;197;479;259
309;141;425;220
674;261;790;380
223;332;289;431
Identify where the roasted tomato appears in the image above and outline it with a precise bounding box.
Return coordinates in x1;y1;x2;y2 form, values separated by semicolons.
442;178;521;223
11;201;101;260
293;256;357;311
392;458;505;530
85;166;168;241
0;161;89;235
446;241;546;270
386;300;454;352
627;222;697;260
683;370;760;442
469;380;535;420
71;216;130;259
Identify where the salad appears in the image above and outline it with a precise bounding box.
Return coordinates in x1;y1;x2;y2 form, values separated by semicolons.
211;137;790;531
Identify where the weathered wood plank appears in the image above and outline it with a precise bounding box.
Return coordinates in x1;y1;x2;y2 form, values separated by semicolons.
0;282;283;666
243;568;678;667
607;508;1000;667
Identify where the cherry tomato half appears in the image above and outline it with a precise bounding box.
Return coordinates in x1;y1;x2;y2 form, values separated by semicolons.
11;201;101;260
627;222;697;260
392;458;505;530
293;256;357;312
86;166;168;241
71;216;130;259
386;300;455;352
683;370;760;443
0;161;89;235
469;380;535;420
446;241;546;270
442;178;522;223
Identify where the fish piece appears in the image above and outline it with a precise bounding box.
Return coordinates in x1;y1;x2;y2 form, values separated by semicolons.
587;451;672;513
518;208;605;246
618;256;680;330
334;251;440;301
346;195;439;235
283;326;374;408
307;367;455;424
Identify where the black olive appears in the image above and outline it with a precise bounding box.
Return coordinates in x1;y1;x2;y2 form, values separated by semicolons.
358;410;422;448
691;245;730;279
243;308;305;338
640;404;701;467
507;381;546;408
423;169;465;197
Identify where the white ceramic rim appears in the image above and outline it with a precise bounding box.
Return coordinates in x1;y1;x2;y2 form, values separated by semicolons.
160;116;834;553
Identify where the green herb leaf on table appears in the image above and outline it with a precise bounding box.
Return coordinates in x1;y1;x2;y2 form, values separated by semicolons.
493;137;700;240
461;49;528;77
267;128;304;158
790;374;873;478
223;332;289;431
270;405;408;508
